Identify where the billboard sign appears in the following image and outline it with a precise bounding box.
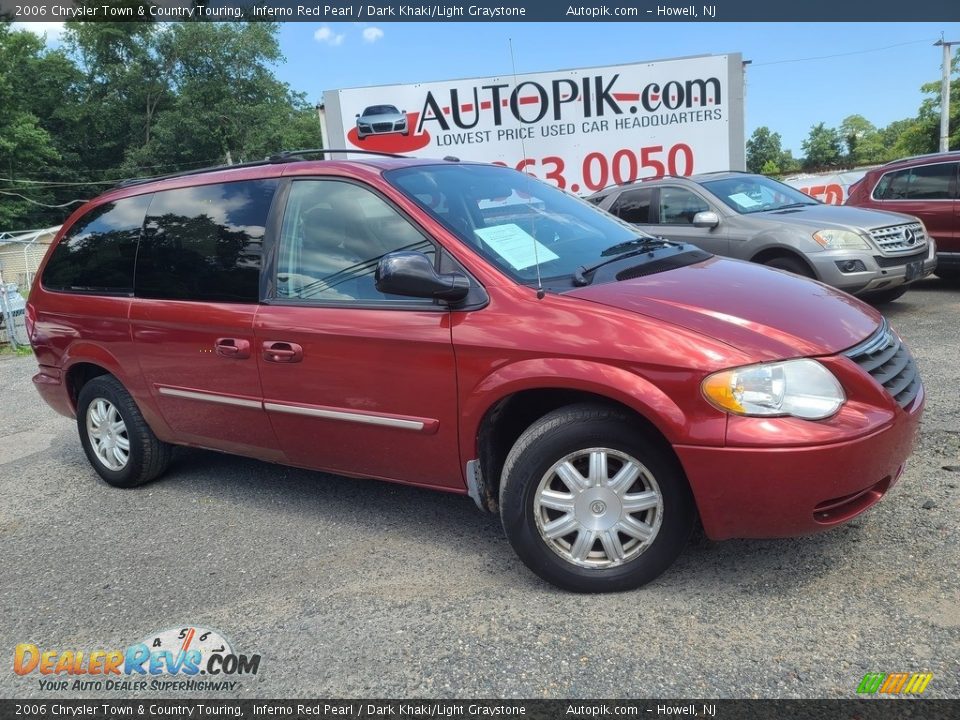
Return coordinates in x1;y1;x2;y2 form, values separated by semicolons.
323;53;745;194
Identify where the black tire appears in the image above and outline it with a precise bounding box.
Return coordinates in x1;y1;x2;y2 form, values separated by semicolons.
499;403;696;593
77;375;171;488
862;285;909;305
762;255;815;278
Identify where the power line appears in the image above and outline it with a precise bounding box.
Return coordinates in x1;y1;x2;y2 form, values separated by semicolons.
753;38;935;67
0;190;87;208
0;178;119;188
0;157;225;187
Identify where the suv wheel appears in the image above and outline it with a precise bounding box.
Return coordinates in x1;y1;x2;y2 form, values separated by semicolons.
763;255;814;278
499;404;695;592
77;376;171;488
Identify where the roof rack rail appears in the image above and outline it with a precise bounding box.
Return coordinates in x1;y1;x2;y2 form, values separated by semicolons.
268;148;407;161
114;148;407;188
115;157;279;188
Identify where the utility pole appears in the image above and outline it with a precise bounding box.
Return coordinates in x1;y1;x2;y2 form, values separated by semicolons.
933;36;959;152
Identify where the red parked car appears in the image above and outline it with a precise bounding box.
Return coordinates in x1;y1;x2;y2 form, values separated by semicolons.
846;151;959;281
26;152;923;592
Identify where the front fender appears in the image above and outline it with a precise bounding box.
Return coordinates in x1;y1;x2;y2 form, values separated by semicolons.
459;357;704;465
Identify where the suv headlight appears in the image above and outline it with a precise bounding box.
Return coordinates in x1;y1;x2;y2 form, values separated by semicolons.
702;359;845;420
812;229;870;250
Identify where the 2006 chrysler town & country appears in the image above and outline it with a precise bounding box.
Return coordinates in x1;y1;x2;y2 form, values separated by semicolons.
27;152;924;592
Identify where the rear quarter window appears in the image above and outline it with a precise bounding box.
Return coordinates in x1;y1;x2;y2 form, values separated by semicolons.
41;195;151;295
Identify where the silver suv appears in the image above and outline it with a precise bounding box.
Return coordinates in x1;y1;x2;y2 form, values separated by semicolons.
589;172;938;302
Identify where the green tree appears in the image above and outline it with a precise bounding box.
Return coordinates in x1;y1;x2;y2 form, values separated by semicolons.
839;114;889;166
801;122;843;170
120;22;320;175
746;126;785;173
0;25;74;228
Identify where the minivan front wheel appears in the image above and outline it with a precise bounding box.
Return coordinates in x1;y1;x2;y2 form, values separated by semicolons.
499;404;695;592
77;376;171;488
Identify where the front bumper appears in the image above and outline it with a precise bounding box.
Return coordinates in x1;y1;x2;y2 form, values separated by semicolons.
807;241;937;295
676;386;923;540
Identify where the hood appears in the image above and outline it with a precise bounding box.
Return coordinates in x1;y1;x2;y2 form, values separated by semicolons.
359;112;404;123
566;256;882;361
762;203;916;231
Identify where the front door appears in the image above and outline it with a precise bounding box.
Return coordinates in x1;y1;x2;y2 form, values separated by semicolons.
255;178;462;490
651;185;728;255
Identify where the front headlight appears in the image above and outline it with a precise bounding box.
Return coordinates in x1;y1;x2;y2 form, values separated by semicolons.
812;228;870;250
701;358;845;420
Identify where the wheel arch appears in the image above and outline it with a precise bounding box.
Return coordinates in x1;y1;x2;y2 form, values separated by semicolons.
462;360;690;512
60;342;173;442
750;245;818;277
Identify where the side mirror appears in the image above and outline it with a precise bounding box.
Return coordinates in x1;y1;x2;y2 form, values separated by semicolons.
376;251;470;302
401;109;407;114
692;210;720;229
355;113;360;118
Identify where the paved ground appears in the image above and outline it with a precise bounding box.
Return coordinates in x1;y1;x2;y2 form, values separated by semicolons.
1;277;957;699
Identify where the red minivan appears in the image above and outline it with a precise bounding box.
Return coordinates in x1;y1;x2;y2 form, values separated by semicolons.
27;152;924;592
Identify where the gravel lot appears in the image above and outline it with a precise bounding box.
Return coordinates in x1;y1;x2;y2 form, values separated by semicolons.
1;277;957;700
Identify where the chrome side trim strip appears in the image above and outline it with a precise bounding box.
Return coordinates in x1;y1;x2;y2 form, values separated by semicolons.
157;386;262;409
264;402;425;431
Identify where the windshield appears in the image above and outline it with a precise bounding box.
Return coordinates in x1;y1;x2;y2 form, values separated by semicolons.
384;164;658;284
701;175;819;214
363;105;399;116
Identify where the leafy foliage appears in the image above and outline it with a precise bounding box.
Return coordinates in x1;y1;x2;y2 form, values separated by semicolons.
753;49;958;176
746;126;800;174
1;21;320;230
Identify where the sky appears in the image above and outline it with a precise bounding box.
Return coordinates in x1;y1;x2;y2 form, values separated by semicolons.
16;20;960;156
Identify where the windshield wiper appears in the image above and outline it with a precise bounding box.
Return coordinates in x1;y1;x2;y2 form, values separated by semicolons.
599;236;673;256
767;202;817;211
573;238;677;286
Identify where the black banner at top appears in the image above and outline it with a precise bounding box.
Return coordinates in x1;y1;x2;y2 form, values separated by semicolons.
2;0;960;22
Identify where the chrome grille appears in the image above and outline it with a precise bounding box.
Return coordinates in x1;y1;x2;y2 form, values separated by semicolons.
845;321;922;409
868;222;927;255
873;250;926;268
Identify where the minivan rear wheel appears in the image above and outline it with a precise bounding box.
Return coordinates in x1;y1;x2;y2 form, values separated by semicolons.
499;404;695;592
77;376;171;488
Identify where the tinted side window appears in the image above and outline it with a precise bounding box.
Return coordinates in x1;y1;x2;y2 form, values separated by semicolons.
42;195;151;294
875;169;911;200
276;180;435;303
659;187;709;224
135;179;277;303
610;188;653;223
905;163;956;199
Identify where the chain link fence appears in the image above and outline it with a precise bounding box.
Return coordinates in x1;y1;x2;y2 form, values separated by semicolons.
0;226;59;352
0;283;29;349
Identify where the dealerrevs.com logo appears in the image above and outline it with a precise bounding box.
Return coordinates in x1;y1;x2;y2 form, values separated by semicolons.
13;627;260;692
